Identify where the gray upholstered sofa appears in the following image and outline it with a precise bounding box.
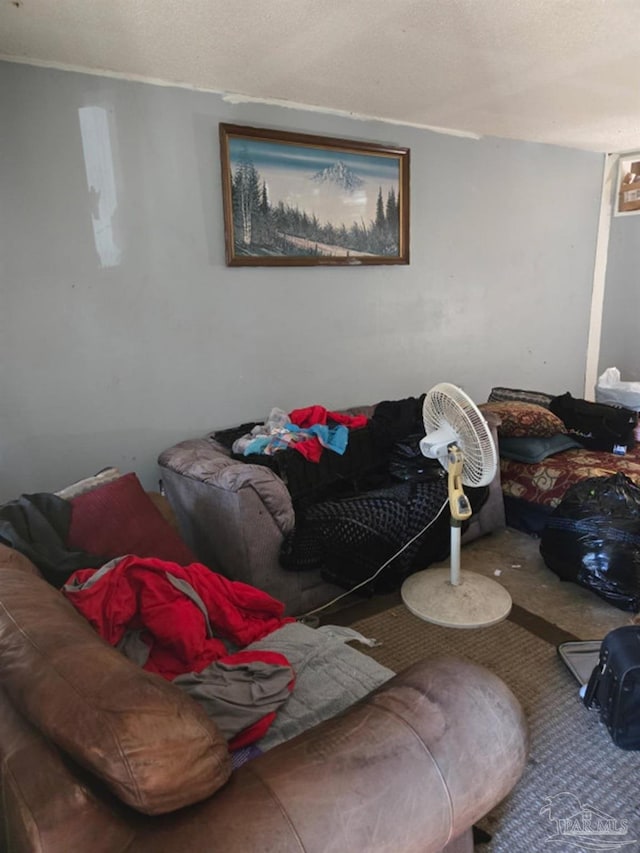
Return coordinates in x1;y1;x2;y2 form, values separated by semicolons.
158;405;505;616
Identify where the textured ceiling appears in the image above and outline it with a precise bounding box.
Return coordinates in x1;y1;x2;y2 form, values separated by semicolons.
2;0;640;152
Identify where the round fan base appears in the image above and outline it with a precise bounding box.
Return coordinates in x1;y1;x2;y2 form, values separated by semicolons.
401;568;512;629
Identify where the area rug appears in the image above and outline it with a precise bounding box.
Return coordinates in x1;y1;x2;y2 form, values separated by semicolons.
349;605;640;853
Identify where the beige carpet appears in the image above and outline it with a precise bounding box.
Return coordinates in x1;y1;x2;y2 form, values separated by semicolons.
349;605;640;853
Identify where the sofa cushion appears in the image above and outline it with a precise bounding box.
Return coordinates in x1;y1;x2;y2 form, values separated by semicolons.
498;433;583;463
0;559;231;814
55;466;123;500
67;472;198;565
479;401;566;438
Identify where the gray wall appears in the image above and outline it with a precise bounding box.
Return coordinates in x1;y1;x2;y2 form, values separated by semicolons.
0;61;604;501
599;206;640;382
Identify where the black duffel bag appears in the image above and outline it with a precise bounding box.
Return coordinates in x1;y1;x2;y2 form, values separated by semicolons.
583;626;640;750
549;392;637;453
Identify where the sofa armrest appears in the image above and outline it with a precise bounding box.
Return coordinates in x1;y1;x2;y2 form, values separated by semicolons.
0;544;42;578
0;656;526;853
0;687;138;853
0;557;231;816
136;656;527;852
158;438;294;536
159;439;299;606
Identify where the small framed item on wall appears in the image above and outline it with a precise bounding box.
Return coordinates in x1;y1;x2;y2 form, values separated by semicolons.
615;153;640;216
219;123;410;266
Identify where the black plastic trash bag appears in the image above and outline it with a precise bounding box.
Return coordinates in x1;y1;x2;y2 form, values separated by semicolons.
540;473;640;611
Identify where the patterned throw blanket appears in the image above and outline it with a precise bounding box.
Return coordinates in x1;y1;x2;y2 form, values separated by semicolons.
281;479;488;592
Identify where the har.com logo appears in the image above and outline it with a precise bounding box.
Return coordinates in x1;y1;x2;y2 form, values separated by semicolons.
540;792;635;850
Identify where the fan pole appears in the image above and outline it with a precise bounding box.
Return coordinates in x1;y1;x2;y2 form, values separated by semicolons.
450;523;461;586
447;446;469;587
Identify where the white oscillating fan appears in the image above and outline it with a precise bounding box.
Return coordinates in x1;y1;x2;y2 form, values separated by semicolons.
400;383;512;628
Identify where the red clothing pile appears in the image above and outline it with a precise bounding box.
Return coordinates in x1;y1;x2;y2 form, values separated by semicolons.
63;555;295;747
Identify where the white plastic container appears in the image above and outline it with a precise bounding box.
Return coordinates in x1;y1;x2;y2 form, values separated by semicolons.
596;367;640;441
596;367;640;409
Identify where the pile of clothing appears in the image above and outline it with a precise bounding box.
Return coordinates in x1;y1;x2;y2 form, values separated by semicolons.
63;555;296;749
0;493;297;751
231;405;368;463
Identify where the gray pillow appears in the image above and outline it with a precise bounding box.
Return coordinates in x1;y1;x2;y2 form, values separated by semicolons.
499;433;583;464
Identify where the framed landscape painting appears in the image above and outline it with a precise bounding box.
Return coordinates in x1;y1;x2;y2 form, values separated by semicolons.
219;124;410;266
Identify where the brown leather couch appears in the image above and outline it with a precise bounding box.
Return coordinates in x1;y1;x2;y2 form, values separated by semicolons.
0;543;527;852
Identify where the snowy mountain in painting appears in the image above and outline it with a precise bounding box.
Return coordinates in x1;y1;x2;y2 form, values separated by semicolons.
311;161;364;192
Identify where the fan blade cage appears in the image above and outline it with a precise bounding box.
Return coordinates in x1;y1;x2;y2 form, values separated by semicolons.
422;383;497;487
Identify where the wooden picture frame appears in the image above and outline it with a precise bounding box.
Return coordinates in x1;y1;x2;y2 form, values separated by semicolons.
615;153;640;216
219;123;410;266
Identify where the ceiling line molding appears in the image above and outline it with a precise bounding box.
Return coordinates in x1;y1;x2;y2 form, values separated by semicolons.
0;53;481;140
0;53;226;90
221;92;482;140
